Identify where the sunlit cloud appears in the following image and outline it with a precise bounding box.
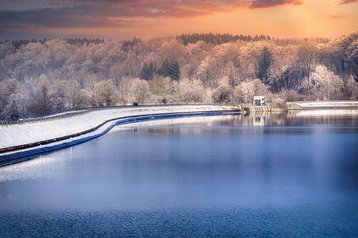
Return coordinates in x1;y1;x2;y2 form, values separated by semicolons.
0;0;248;30
339;0;357;4
0;0;357;39
330;14;347;19
249;0;303;8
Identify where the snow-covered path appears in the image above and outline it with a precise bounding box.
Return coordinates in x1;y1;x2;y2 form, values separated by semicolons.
0;105;239;150
288;101;358;110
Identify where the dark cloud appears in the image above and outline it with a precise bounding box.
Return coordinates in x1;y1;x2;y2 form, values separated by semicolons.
339;0;357;4
330;14;346;19
0;0;248;30
0;7;140;30
0;0;308;31
249;0;303;8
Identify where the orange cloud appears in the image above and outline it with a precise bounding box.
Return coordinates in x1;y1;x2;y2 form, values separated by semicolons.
339;0;357;4
0;0;357;40
330;14;347;19
249;0;303;8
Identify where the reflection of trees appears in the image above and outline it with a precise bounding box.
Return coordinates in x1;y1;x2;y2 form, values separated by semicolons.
128;112;358;138
242;111;358;126
242;112;288;126
287;110;358;126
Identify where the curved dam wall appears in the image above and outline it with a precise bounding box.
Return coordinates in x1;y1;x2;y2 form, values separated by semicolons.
0;110;240;167
0;105;239;149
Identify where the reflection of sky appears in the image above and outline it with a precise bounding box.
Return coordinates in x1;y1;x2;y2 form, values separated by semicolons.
0;112;357;214
0;152;70;183
111;110;358;133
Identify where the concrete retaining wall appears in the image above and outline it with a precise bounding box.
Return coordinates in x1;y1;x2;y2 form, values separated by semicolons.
0;110;240;167
289;101;358;110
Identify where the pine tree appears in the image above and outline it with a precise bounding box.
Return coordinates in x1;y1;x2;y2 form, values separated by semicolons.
158;60;180;81
140;62;154;80
256;47;273;84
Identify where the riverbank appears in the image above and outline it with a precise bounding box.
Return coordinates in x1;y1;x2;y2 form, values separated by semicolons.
1;111;357;237
244;100;358;112
287;101;358;110
0;105;241;166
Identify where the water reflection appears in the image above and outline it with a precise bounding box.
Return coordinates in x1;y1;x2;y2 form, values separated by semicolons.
237;110;357;127
115;110;358;138
0;110;358;236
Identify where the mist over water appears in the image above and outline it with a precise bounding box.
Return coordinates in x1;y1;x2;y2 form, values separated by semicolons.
1;110;358;237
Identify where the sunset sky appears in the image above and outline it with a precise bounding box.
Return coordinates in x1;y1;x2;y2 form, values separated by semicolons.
0;0;357;40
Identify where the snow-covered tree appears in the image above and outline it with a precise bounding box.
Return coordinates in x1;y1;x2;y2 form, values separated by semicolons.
49;80;66;112
1;93;28;121
119;78;151;105
178;78;206;103
302;65;344;100
234;79;270;103
95;80;117;106
0;32;357;120
212;77;234;104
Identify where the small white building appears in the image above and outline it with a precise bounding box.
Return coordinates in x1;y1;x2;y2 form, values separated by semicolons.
253;96;268;106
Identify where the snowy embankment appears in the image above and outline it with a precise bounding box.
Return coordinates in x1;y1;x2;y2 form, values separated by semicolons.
0;105;239;150
289;101;358;109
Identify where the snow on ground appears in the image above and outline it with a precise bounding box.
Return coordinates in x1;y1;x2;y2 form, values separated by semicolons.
294;101;358;108
292;109;358;117
0;105;237;149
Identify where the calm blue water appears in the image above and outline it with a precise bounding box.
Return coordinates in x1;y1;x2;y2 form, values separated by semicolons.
1;111;358;237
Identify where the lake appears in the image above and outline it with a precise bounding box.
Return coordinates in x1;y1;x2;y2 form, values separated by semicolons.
1;110;358;237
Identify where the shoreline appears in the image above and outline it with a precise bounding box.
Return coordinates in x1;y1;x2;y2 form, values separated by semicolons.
0;107;241;167
0;105;239;149
244;100;358;112
1;101;357;167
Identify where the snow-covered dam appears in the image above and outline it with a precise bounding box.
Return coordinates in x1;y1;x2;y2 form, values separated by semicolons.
0;105;242;166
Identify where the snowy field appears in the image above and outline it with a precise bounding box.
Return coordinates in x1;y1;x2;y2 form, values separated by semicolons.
292;101;358;109
292;108;358;117
0;105;237;149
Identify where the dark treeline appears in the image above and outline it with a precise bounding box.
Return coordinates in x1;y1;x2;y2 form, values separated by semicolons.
176;33;330;46
0;32;357;121
177;33;272;45
1;38;105;49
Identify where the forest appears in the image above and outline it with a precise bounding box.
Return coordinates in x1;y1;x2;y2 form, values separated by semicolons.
0;32;357;121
